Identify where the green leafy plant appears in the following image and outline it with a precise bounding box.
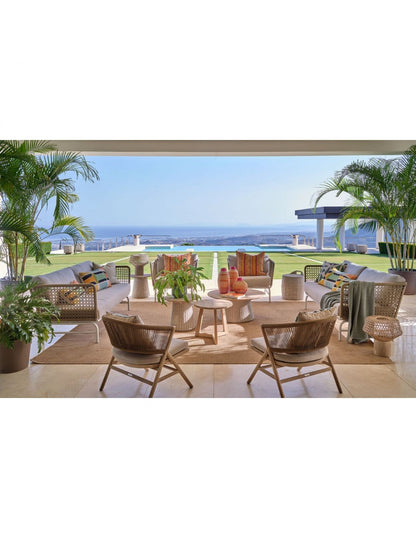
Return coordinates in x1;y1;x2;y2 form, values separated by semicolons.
0;140;99;280
0;280;60;352
314;145;416;271
154;258;207;306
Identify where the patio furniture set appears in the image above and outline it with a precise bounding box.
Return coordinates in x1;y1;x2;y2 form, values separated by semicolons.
32;254;407;397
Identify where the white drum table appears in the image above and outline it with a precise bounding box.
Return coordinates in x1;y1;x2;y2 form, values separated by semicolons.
207;289;265;323
166;296;198;331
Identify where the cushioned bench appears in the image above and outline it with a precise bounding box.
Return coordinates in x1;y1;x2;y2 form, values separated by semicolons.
33;260;131;343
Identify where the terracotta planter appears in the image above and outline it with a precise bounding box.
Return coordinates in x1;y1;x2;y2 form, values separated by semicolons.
388;268;416;295
0;341;31;373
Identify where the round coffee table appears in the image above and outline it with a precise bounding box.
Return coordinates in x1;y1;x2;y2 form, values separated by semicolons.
166;296;197;331
194;298;233;344
207;289;265;323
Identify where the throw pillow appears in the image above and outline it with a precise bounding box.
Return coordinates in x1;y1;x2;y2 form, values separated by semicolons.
316;261;341;282
79;269;112;292
318;268;353;291
163;253;191;272
296;305;338;322
236;251;266;276
58;281;86;305
93;262;120;284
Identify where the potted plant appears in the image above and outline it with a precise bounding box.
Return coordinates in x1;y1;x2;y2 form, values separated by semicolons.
154;258;207;306
314;144;416;293
0;280;60;373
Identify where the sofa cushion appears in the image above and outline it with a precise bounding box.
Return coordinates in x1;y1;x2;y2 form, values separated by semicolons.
32;267;77;286
357;268;406;283
304;281;334;305
339;260;367;277
96;283;130;317
71;261;94;281
93;262;120;284
242;275;272;288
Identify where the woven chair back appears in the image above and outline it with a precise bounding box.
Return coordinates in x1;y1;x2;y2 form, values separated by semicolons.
102;316;174;354
262;316;337;354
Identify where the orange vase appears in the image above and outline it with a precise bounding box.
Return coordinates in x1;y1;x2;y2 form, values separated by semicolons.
233;277;248;294
218;268;230;294
229;266;239;291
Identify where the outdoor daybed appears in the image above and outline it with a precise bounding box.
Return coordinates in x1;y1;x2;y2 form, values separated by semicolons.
303;260;407;340
33;260;131;343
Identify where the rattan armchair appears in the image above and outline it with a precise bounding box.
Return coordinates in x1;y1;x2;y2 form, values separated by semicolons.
100;315;192;397
247;316;342;397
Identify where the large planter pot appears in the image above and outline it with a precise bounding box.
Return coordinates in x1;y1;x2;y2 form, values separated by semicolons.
0;341;31;373
388;269;416;295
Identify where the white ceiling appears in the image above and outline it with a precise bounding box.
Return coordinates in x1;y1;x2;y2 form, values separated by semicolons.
50;140;416;156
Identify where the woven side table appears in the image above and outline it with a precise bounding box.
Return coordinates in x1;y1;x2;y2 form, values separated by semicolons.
363;315;402;357
282;271;304;300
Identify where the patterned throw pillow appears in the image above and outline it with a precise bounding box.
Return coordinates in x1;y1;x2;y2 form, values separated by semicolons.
318;268;354;291
316;261;341;282
105;311;141;323
236;251;266;276
163;253;191;272
58;281;85;305
79;269;112;292
93;262;120;284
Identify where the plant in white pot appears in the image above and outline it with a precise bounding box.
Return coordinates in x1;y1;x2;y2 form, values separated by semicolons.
0;281;60;373
314;144;416;293
153;258;207;306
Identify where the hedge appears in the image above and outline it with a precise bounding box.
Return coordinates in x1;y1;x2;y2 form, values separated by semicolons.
378;241;416;257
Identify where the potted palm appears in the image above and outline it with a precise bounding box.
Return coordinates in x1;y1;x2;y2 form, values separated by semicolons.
154;258;207;306
0;281;60;373
314;145;416;294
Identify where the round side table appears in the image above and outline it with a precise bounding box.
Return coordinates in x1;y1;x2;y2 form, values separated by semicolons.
194;298;233;344
130;254;150;299
363;315;402;357
281;271;304;300
207;289;265;323
166;296;198;331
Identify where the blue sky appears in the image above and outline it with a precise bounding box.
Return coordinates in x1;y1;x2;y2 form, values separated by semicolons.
43;155;392;228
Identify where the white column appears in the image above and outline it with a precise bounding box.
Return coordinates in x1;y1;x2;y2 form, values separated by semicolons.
339;223;346;251
316;219;324;250
376;226;385;246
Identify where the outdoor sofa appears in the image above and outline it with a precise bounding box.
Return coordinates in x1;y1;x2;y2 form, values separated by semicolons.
303;260;407;340
32;260;131;343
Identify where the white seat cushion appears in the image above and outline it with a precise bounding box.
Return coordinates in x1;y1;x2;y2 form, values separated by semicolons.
251;337;328;364
112;338;189;366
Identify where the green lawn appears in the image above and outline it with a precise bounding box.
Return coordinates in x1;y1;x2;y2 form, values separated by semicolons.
217;251;392;278
24;251;215;279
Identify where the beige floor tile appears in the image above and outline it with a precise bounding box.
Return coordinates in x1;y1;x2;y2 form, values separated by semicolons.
213;364;350;398
334;364;416;397
147;364;214;398
75;365;150;398
0;363;99;397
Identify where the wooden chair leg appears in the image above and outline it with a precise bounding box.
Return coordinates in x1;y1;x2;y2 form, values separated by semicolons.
269;358;285;398
326;355;343;393
148;360;166;398
247;351;268;384
100;356;115;391
168;353;193;388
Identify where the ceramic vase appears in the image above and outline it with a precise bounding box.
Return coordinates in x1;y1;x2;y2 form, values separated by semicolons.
233;277;248;294
229;266;239;290
218;268;230;294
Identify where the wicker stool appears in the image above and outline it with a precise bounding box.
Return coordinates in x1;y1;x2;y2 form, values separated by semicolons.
363;315;402;357
356;244;368;254
282;271;304;300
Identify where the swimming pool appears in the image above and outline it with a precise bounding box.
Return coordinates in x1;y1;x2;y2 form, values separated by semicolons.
142;245;293;252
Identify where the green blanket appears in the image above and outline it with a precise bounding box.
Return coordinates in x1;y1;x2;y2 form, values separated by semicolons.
347;281;375;344
320;291;341;310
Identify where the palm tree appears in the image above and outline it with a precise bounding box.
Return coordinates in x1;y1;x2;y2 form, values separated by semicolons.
314;145;416;272
0;140;100;280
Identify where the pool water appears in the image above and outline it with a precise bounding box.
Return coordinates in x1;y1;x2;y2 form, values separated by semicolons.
142;245;292;252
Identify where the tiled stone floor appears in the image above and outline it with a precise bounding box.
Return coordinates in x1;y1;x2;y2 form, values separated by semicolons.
1;280;416;398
